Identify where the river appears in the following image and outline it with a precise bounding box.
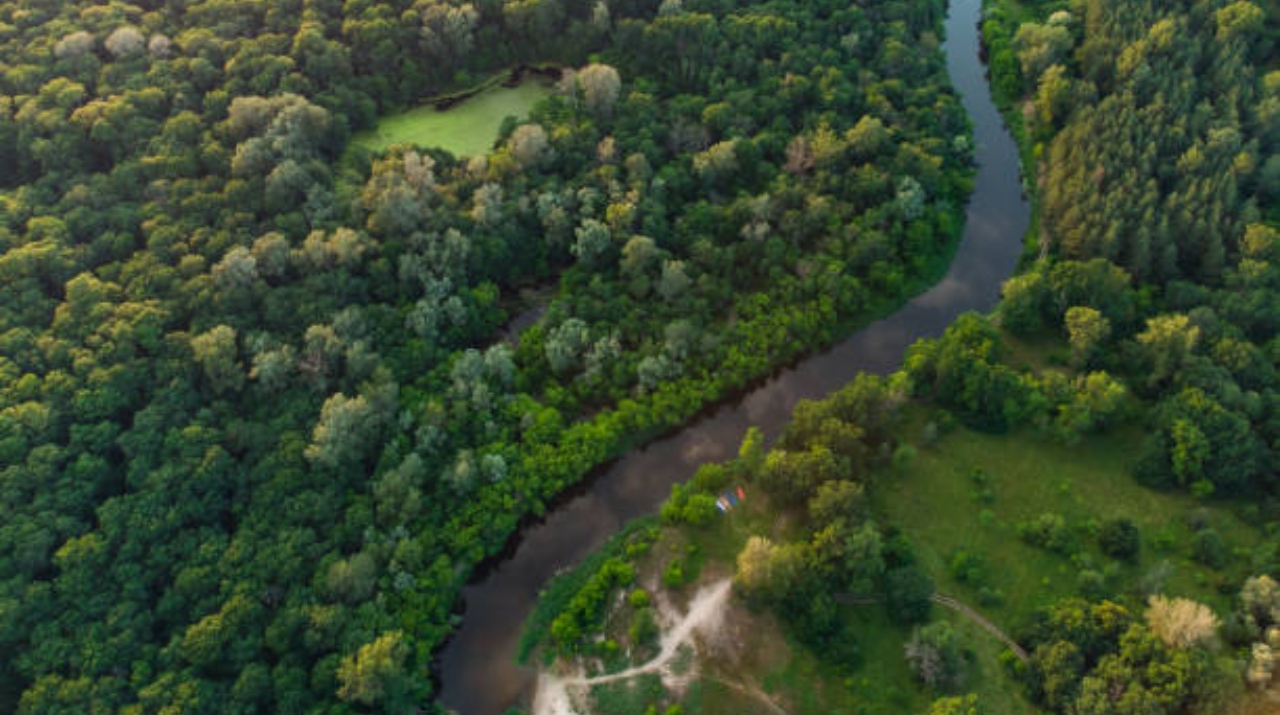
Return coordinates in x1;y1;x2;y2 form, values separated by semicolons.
437;0;1029;711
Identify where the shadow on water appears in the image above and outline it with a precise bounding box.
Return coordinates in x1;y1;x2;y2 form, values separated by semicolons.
437;0;1029;711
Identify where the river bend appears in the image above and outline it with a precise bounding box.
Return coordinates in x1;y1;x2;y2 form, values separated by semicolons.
438;0;1029;711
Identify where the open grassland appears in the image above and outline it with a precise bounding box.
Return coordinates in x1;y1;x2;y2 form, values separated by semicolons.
351;81;551;156
879;414;1262;621
528;404;1262;715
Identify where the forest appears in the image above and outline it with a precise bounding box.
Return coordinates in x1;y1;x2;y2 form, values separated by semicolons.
516;0;1280;713
0;0;977;712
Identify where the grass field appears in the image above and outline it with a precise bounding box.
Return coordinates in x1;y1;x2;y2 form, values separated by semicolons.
879;413;1261;621
350;81;551;157
527;401;1262;715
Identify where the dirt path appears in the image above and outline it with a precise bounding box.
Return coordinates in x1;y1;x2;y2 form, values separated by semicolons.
532;580;791;715
931;594;1029;663
533;580;736;715
574;579;733;686
532;584;1025;715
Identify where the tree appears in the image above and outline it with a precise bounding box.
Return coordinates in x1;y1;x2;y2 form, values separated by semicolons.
306;392;376;469
336;631;410;707
1064;306;1110;369
759;447;840;506
326;552;378;603
545;318;591;375
190;325;244;395
1247;642;1275;688
507;124;551;169
104;27;146;60
571;218;612;268
1144;596;1219;649
734;535;804;604
905;621;965;690
656;260;691;302
1241;575;1280;630
923;694;986;715
1136;314;1199;388
999;270;1050;334
578;63;621;116
808;479;866;530
1013;22;1071;84
886;565;934;625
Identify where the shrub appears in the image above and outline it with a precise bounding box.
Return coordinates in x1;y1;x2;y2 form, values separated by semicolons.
1017;513;1077;555
949;550;987;587
1191;529;1227;569
629;607;658;648
662;558;686;589
1098;518;1140;562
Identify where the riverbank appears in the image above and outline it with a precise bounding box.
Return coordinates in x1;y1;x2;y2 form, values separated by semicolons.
438;0;1031;711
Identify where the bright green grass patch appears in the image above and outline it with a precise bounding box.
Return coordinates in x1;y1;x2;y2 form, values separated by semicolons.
879;416;1260;624
351;81;552;157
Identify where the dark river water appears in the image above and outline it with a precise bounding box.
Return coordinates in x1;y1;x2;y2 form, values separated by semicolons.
437;0;1029;711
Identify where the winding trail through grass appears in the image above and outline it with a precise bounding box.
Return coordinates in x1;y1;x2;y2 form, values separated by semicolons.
931;594;1029;663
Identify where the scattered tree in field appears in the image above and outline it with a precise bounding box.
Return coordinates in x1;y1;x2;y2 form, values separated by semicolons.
1241;575;1280;629
1247;643;1275;688
905;621;965;691
1144;595;1220;649
1098;518;1140;562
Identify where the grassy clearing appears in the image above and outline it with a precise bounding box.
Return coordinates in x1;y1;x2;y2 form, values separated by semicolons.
694;597;1035;715
527;400;1261;715
350;81;551;157
879;413;1261;623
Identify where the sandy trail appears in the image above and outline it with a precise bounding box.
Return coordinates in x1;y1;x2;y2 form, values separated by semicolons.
532;579;733;715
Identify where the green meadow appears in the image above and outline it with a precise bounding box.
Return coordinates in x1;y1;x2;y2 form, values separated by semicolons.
880;415;1261;621
350;81;552;157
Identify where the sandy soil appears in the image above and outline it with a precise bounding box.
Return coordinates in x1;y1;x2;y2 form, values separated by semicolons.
531;579;733;715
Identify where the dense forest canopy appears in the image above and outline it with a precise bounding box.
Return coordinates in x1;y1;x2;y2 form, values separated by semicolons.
974;0;1280;502
0;0;974;711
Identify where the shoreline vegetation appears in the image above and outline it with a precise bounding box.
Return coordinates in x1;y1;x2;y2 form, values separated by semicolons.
517;0;1280;714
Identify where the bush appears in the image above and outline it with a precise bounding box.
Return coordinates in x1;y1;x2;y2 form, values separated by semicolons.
1017;513;1077;555
662;558;686;589
1098;518;1140;562
905;621;965;691
629;607;658;648
1191;529;1227;569
949;550;987;587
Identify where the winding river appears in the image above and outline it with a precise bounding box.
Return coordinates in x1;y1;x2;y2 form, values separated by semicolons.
438;0;1029;711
